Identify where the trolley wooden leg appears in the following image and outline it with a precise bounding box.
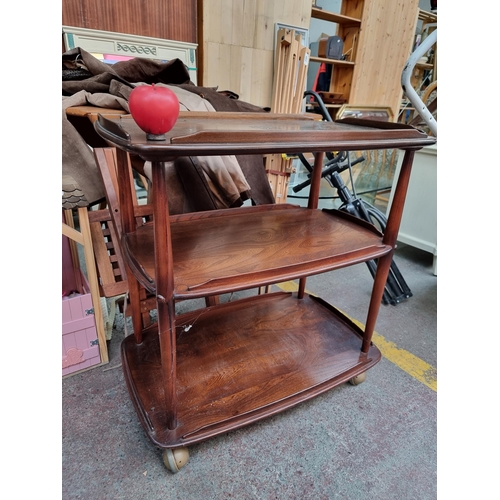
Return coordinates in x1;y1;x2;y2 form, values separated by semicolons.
362;252;393;353
151;160;178;430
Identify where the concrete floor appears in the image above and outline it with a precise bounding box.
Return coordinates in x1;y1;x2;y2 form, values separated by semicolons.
62;242;437;499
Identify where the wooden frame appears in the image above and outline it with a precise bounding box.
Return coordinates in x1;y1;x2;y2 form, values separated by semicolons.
337;105;394;122
62;208;109;366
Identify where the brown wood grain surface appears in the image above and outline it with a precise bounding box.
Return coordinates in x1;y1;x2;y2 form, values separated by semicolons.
94;114;434;161
123;205;391;298
93;112;434;454
121;292;381;447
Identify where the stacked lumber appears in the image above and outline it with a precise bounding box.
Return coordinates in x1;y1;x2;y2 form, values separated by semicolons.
266;28;311;203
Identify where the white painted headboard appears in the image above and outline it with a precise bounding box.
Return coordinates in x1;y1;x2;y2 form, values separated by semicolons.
62;25;198;84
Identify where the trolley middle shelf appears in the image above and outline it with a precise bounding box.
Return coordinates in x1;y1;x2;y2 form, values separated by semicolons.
122;204;393;299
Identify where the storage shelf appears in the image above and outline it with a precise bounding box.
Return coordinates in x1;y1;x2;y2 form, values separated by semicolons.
311;6;361;26
121;291;381;448
123;205;392;298
310;56;355;67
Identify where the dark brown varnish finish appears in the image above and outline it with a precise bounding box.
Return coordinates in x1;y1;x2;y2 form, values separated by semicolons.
122;292;380;447
123;206;392;298
94;112;435;454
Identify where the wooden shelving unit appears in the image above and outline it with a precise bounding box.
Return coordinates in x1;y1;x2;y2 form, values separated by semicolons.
309;1;365;117
94;112;435;472
310;56;355;67
309;0;421;121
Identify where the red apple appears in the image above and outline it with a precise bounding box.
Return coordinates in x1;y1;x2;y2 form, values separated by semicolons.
128;84;180;139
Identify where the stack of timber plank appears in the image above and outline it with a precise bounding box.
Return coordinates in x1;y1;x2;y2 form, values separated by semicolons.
266;28;311;203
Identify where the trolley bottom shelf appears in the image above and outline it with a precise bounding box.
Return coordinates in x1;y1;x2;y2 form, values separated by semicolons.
121;291;381;448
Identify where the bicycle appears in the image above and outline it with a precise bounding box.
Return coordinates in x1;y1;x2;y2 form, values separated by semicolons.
288;91;413;305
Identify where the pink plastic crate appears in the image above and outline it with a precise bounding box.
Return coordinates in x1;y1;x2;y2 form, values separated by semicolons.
62;272;101;376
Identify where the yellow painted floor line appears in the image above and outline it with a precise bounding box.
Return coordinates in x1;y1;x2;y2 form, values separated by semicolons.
274;281;437;392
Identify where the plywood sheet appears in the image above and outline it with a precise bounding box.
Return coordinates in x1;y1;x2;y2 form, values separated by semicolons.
202;0;312;108
349;0;420;120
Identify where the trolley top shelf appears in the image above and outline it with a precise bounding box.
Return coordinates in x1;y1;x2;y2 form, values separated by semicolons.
94;112;436;161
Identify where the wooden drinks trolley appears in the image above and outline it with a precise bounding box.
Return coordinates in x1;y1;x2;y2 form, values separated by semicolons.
94;113;435;472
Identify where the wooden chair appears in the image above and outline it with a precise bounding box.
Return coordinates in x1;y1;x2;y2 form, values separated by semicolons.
62;207;109;365
90;148;224;340
67;107;278;346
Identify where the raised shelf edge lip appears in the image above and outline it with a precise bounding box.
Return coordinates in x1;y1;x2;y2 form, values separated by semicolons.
99;139;432;161
125;242;392;299
121;206;393;299
94;117;435;160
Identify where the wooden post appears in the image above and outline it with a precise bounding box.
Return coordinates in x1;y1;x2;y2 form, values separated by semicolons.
362;149;416;353
151;160;178;430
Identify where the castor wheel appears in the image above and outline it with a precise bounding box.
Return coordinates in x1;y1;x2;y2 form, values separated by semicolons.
163;447;189;473
349;372;366;386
